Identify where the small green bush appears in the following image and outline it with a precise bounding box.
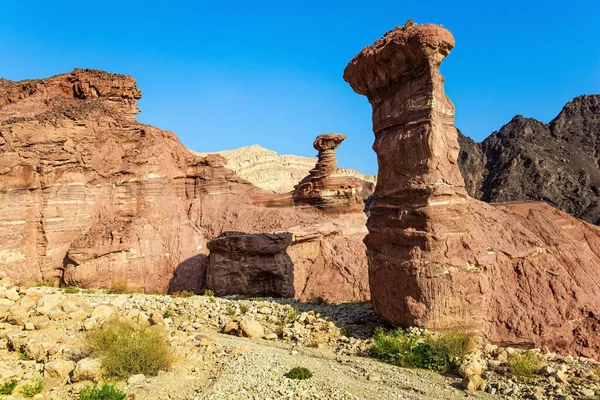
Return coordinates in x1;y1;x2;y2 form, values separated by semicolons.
240;304;249;314
507;351;544;378
18;351;29;360
226;306;236;316
286;367;313;380
162;310;173;319
107;276;130;294
170;290;194;298
370;328;474;372
21;379;43;398
286;306;299;322
79;383;128;400
62;286;80;294
203;289;214;297
0;379;17;395
87;319;173;379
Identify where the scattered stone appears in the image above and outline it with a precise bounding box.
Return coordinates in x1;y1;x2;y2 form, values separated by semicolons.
44;360;76;380
239;317;264;339
462;374;486;391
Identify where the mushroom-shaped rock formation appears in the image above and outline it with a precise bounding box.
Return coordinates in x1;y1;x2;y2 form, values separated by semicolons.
344;21;600;357
293;133;365;213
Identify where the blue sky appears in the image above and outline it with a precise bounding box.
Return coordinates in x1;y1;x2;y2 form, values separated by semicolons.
1;1;598;175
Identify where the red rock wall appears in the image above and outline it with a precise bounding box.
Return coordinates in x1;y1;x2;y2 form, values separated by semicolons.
0;69;369;304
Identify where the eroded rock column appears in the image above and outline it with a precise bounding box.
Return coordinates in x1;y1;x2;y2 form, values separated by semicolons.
293;133;364;213
343;21;471;327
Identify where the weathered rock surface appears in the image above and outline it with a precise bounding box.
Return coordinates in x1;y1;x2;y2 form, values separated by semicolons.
344;21;600;357
194;144;376;194
207;232;295;297
458;95;600;225
293;133;366;213
0;69;369;304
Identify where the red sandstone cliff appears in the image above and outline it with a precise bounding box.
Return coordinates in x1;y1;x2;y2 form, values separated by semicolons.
344;21;600;357
0;69;369;303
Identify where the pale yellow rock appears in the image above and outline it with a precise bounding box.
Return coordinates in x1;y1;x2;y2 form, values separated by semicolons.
193;144;375;193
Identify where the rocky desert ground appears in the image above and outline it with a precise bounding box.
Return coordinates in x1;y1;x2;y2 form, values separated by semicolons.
2;278;600;400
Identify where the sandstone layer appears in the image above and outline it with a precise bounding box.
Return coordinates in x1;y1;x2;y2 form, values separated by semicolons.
344;21;600;357
0;69;369;304
458;95;600;225
194;144;376;194
292;133;365;213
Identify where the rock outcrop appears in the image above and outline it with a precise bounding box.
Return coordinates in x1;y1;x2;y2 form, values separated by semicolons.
194;144;376;194
458;95;600;225
0;69;369;304
292;133;366;213
344;21;600;357
207;232;295;297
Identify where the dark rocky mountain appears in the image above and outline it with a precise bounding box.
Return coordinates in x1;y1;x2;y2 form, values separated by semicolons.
458;94;600;225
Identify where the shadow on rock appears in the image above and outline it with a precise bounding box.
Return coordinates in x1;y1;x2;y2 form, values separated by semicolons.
168;254;208;294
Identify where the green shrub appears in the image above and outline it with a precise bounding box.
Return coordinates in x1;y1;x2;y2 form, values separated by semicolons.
107;276;130;294
79;383;128;400
286;306;299;322
170;290;194;298
203;289;214;297
370;328;474;372
21;379;43;397
87;319;173;379
18;351;29;360
0;379;18;395
162;310;173;319
240;304;249;314
62;286;80;294
507;351;544;378
226;306;236;316
36;281;55;287
286;367;313;380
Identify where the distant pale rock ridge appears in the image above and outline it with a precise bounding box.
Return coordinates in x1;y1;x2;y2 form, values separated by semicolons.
193;144;376;193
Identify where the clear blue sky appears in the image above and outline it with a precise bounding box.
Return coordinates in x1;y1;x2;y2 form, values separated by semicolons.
1;1;598;175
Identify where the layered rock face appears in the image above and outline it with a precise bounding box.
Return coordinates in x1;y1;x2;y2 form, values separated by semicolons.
0;69;369;304
194;144;376;194
293;133;366;212
458;95;600;225
206;232;294;297
344;21;600;357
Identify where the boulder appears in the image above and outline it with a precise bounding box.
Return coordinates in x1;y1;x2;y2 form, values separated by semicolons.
344;20;600;358
90;304;116;323
239;317;265;339
207;232;294;297
461;374;486;391
7;305;28;326
44;360;76;380
72;357;102;382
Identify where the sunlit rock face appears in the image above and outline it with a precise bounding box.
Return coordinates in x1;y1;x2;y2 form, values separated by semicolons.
0;69;370;304
344;21;600;358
